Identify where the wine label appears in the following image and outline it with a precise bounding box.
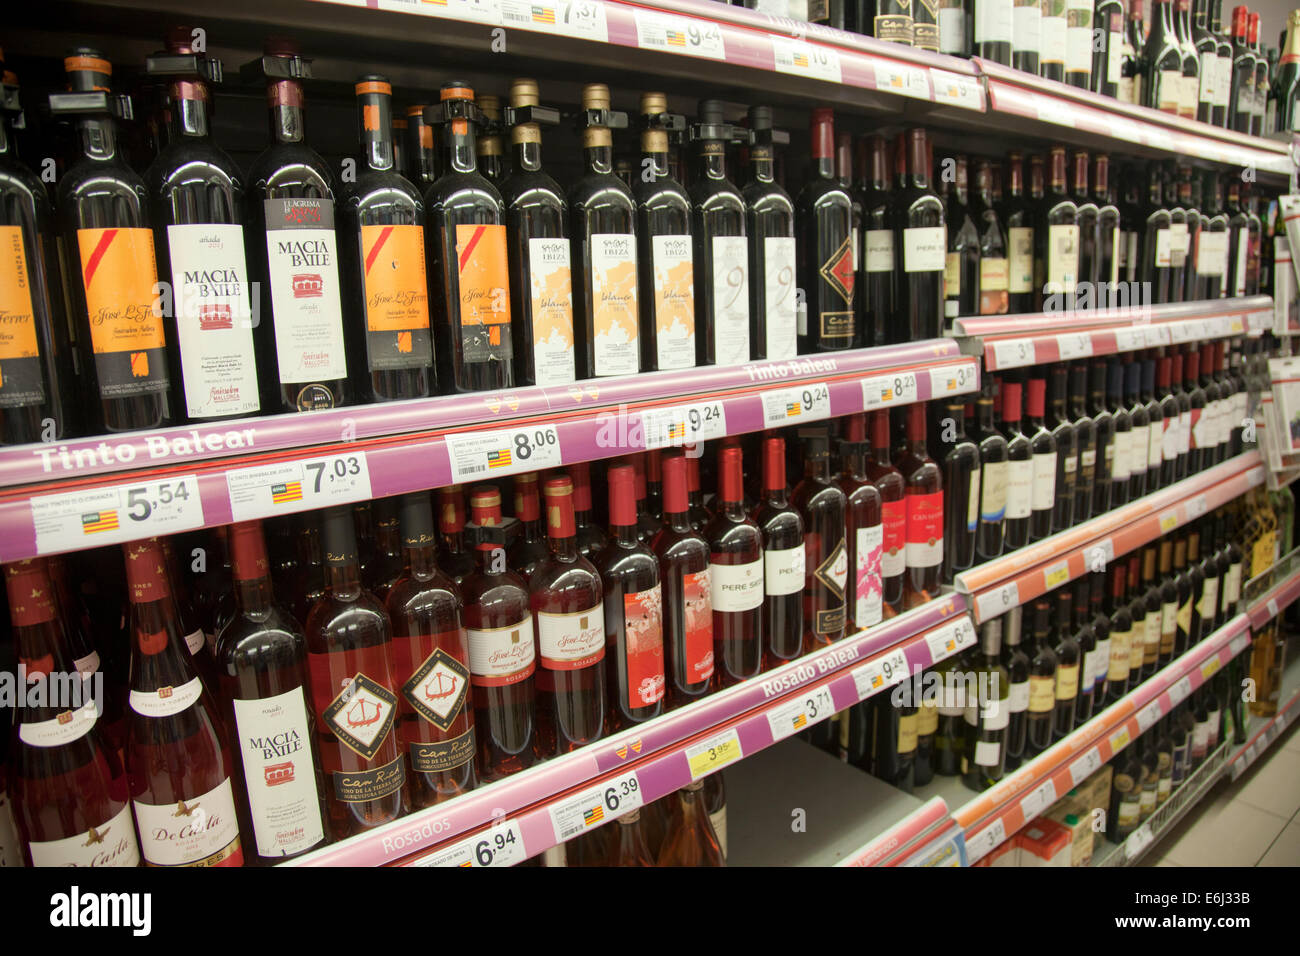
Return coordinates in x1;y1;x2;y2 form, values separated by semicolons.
763;236;797;360
1191;407;1209;451
454;222;512;367
874;14;914;44
812;536;848;634
1127;620;1144;669
1198;579;1220;621
1178;409;1191;456
1214;55;1232;109
1223;563;1242;608
1233;229;1248;297
263;198;348;388
17;698;98;748
897;711;919;755
651;234;696;370
1030;451;1057;511
881;498;906;578
864;229;895;274
1169;222;1190;267
1118;75;1134;105
1160;601;1178;655
913;0;938;51
359;223;432;372
331;754;405;804
816;233;855;343
321;672;399;761
1012;0;1042;53
409;729;475;774
1080;446;1096;482
467;616;537;687
76;226;169;398
537;605;606;670
917;701;939;735
975;0;1012;43
1065;0;1090;73
1092;638;1110;685
401;642;470;731
979;257;1009;315
1154;227;1173;268
1157;775;1172;801
1177;597;1192;640
1147;420;1163;469
973;739;1001;768
1008;227;1034;293
765;543;806;597
1007;458;1033;519
0;225;45;408
232;686;326;859
129;675;203;719
711;235;751;365
944;252;961;310
904;491;943;568
184;628;206;657
1129;424;1147;472
938;3;964;53
1157;69;1182;112
903;226;945;273
74;650;101;677
1007;679;1030;713
1040;5;1066;65
981;696;1011;731
133;777;242;867
682;569;714;684
1081;648;1100;689
1107;629;1131;681
980;459;1008;523
710;557;764;613
965;468;981;532
1046;223;1079;294
1107;20;1122;82
28;803;140;868
623;585;666;711
1112;429;1131;482
1028;675;1055;713
1055;663;1078;701
1198;231;1228;276
588;232;639;376
854;524;884;628
1198;52;1216;105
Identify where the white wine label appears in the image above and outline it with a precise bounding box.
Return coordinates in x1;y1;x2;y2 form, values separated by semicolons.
526;237;578;385
903;226;946;273
1198;231;1228;276
976;0;1013;43
712;558;765;613
1155;228;1173;268
1198;52;1216;105
1198;579;1219;620
1214;55;1232;109
981;697;1011;731
1007;458;1034;519
589;233;640;377
1008;226;1034;293
232;686;326;859
1047;223;1080;293
980;460;1008;523
711;235;751;366
167;223;260;419
1169;222;1189;266
1065;0;1091;74
1147;420;1163;469
1031;451;1057;511
28;803;140;868
133;777;242;867
1007;679;1030;713
1108;629;1131;681
1013;0;1041;58
129;676;203;719
1108;27;1123;82
939;7;965;52
855;523;884;628
263;198;347;385
966;468;981;531
184;628;206;656
973;739;1001;767
1092;638;1110;685
1223;563;1242;607
73;650;101;677
467;616;536;686
1113;429;1132;481
1081;649;1100;689
1129;425;1148;473
537;606;606;669
1178;409;1191;455
865;230;895;274
1040;10;1066;65
763;236;797;360
1028;674;1055;713
765;544;806;597
17;698;98;748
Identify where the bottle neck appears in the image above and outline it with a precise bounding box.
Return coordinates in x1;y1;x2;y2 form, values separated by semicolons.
406;541;438;579
76;115;121;162
235;573;274;614
325;559;363;599
611;523;639;547
174;91;211;140
268;82;306;145
443;119;478;174
550;531;581;560
360;100;395;173
514;137;543;173
805;456;831;481
585;140;614;176
750;144;775;184
696;142;728;181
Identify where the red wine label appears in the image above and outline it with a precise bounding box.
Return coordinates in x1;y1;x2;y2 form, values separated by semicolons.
263;197;347;389
816;234;854;343
682;569;714;683
360;223;432;372
5;564;55;626
455;223;512;365
762;236;797;360
28;803;140;867
400;641;470;731
650;234;695;371
466;615;536;687
409;729;475;773
764;544;805;597
17;699;98;747
811;536;848;635
1046;224;1079;293
536;606;606;671
854;523;883;628
0;225;44;408
588;233;639;376
166;223;260;418
881;499;906;578
526;237;577;385
904;492;943;568
1027;675;1055;713
1128;619;1144;669
320;672;399;761
981;460;1008;523
623;585;665;710
231;686;325;858
129;676;203;718
133;777;243;867
1190;407;1206;449
331;753;405;804
709;558;763;613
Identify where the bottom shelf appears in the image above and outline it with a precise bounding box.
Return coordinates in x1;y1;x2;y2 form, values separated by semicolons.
1226;636;1300;779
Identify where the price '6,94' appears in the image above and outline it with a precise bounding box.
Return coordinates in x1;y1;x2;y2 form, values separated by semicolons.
475;827;519;866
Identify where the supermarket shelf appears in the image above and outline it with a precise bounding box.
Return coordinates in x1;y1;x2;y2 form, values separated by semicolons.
0;342;975;563
952;297;1274;374
1243;549;1300;628
1225;645;1300;781
834;796;965;866
282;592;973;866
954;614;1253;865
957;451;1266;624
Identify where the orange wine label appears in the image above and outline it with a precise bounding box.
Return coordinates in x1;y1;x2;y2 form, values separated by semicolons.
0;225;44;407
588;233;639;376
455;223;511;364
650;234;694;370
526;237;576;385
361;223;432;371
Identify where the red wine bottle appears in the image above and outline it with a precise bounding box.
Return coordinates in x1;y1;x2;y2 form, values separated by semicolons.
597;465;666;727
837;415;884;631
753;436;805;664
796;108;856;352
706;446;764;687
1025;375;1058;542
125;539;242;866
508;472;549;585
864;410;906;613
794;431;849;650
7;559;139;866
406;103;438;187
532;476;607;755
685;455;711;531
972;392;1009;559
860;135;895;347
367;500;405;601
653;453;715;705
896;404;944;607
570;461;610;560
939;400;981;583
217;521;328;863
999;152;1036;315
891;130;945;342
305;508;404;837
474;94;508;186
437;485;475;585
631;454;660;542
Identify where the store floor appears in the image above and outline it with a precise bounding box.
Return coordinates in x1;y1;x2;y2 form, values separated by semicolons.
1142;721;1300;867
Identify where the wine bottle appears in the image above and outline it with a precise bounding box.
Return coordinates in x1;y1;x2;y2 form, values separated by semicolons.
1000;152;1035;315
1013;0;1043;74
1142;0;1188;113
55;49;172;431
530;476;607;756
1071;152;1099;293
1229;6;1256;131
653;454;715;705
931;653;968;777
705;447;764;685
1193;0;1219;120
963;619;1010;790
1024;601;1059;757
606;808;656;866
1024;375;1058;542
1000;380;1035;550
1094;0;1126;97
125;539;242;865
1036;146;1080;313
838;416;885;631
1051;589;1081;737
944;156;980;321
507;473;549;585
939;401;981;582
793;431;849;647
502;79;577;387
1121;554;1145;691
742;106;798;361
896;405;944;607
976;0;1014;63
754;437;806;663
1249;13;1268;134
1096;157;1121;290
1046;365;1077;533
865;411;907;613
1211;0;1234;125
1066;0;1094;88
970;160;1009;315
386;493;476;809
1089;361;1115;516
569;461;610;560
474;94;508;186
426;83;514;392
1064;364;1094;524
1276;11;1300;132
1174;0;1201;120
797;108;857;352
1126;360;1150;501
914;0;941;50
631;454;660;542
860;135;896;345
1001;606;1031;770
892;130;945;342
1071;579;1098;725
1120;0;1145;104
657;781;724;866
436;486;476;585
971;392;1009;558
406;103;438;187
1041;0;1069;81
938;0;972;56
1142;353;1165;494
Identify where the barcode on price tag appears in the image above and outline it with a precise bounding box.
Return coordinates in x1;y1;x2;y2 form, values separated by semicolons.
1070;748;1103;785
1124;823;1154;861
548;770;642;843
226;454;371;523
862;371;919;410
966;818;1007;864
686;727;743;779
975;582;1020;622
500;0;608;40
926;615;976;663
1056;332;1093;360
1136;700;1163;733
873;61;930;99
31;475;206;555
444;424;562;482
641;400;727;450
1019;779;1057;821
634;10;725;59
850;648;910;700
928;363;977;398
767;686;835;742
929;68;983;110
761;382;832;426
991;339;1036;369
771;38;841;82
413;819;526;867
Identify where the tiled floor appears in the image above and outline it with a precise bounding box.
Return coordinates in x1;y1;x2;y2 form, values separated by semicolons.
1143;720;1300;867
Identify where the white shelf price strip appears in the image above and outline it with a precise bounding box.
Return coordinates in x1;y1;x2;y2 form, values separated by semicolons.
548;770;643;843
761;381;832;426
1136;700;1164;734
966;817;1007;864
226;452;372;522
1070;748;1103;786
929;68;983;110
1056;332;1093;360
685;727;743;780
444;424;562;483
1124;823;1155;861
766;686;836;742
873;60;930;99
31;474;205;554
1018;779;1057;822
974;582;1020;623
925;615;976;664
991;339;1036;369
1168;675;1193;706
634;10;725;59
640;400;727;450
413;818;527;867
928;363;977;399
862;370;919;409
850;647;911;701
771;37;841;82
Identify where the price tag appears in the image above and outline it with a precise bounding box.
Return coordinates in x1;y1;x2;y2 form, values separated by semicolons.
1166;322;1190;344
1035;94;1074;126
1267;597;1280;619
761;382;832;426
444;424;562;482
1229;316;1246;334
1124;823;1155;861
1145;324;1172;347
548;770;642;843
767;685;836;742
1136;701;1163;733
1044;561;1071;591
1209;316;1231;337
771;37;841;82
862;371;919;409
1109;726;1131;752
1158;511;1179;534
928;363;977;398
966;818;1007;864
929;68;983;110
926;615;976;664
500;0;608;41
873;61;930;99
1229;633;1250;656
30;475;205;555
1019;779;1057;821
1056;332;1093;360
975;582;1020;622
1247;466;1267;486
1088;539;1116;569
1185;494;1208;520
851;648;911;700
1169;675;1193;705
686;727;743;779
991;339;1036;369
641;400;728;450
1114;327;1146;352
1070;748;1103;786
226;454;371;522
414;819;526;867
1201;656;1222;680
634;10;726;59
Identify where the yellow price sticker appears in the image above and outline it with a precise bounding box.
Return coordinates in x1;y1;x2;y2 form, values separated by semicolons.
1159;512;1178;533
1201;658;1221;680
685;728;743;779
1044;562;1070;590
1109;727;1131;752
